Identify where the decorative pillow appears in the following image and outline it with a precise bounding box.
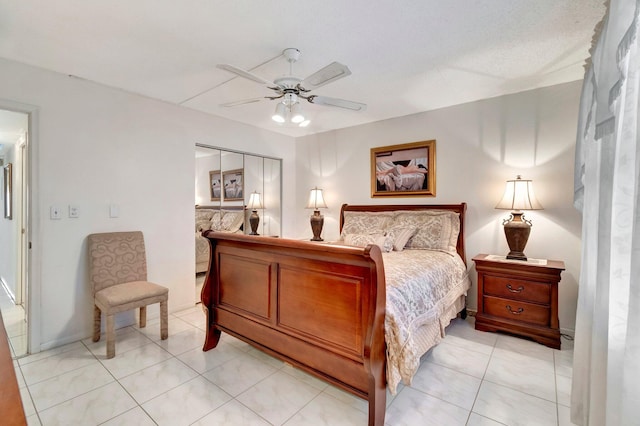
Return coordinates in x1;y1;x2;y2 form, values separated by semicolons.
344;233;394;253
395;211;460;252
220;210;245;233
195;209;216;232
340;212;395;240
208;211;224;231
195;209;214;222
385;226;418;251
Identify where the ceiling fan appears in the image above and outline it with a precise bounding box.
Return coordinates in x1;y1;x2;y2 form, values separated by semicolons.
217;48;366;126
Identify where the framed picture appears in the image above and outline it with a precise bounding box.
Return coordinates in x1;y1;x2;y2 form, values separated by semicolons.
4;163;12;219
209;170;222;201
371;140;436;197
222;168;244;201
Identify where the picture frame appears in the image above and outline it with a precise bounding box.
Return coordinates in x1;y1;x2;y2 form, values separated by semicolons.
209;170;221;201
222;168;244;201
4;163;12;219
371;140;436;197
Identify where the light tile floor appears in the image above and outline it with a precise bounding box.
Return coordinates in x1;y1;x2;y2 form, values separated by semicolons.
11;304;575;426
0;282;28;358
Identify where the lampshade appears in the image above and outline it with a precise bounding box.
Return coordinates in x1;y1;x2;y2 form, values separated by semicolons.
495;175;543;211
305;187;328;210
290;102;305;123
270;94;310;127
272;102;287;123
495;175;543;261
247;191;263;210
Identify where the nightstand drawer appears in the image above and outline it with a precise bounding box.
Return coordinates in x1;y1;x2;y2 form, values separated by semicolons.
483;275;550;304
483;295;550;326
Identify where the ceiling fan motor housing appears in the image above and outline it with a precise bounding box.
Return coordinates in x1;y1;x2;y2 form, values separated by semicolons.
283;48;301;63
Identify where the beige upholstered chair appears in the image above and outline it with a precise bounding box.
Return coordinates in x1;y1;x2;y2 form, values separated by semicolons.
88;231;168;358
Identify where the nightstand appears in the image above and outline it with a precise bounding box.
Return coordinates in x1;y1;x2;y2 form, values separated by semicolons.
473;254;565;349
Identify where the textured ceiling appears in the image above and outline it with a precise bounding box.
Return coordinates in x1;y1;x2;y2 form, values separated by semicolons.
0;1;605;137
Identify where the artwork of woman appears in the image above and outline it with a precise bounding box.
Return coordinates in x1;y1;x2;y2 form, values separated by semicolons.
376;160;428;191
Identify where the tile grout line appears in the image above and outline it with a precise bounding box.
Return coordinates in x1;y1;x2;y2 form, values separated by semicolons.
466;333;497;424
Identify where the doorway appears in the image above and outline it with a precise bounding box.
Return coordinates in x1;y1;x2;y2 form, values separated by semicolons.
0;109;29;358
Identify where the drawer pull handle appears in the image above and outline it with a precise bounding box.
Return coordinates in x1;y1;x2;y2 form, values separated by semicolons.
505;305;524;315
506;284;525;293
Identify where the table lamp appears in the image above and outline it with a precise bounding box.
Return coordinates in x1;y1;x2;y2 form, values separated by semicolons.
247;191;263;235
495;175;543;261
305;187;327;241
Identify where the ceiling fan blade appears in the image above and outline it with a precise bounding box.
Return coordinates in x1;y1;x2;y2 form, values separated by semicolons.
299;62;352;91
307;95;367;111
220;97;267;107
217;64;272;85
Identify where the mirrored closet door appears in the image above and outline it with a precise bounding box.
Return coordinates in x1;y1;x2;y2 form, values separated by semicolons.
195;144;282;237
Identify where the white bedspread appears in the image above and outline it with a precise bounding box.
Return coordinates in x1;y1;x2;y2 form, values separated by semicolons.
382;249;470;393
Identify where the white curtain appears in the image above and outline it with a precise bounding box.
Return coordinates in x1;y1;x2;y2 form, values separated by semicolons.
572;0;640;425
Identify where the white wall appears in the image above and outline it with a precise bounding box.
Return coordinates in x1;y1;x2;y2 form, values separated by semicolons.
0;57;296;350
295;81;583;332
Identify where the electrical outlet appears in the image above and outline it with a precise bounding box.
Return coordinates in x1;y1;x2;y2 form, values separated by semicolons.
50;206;62;220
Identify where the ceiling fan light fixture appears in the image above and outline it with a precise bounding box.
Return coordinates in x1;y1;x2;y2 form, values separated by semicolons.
272;102;286;123
217;48;366;128
290;102;305;123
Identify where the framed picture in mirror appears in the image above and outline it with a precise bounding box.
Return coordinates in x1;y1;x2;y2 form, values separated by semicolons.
222;169;244;201
209;170;221;201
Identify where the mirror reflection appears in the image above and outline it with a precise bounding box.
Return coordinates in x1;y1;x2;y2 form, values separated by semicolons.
195;145;282;236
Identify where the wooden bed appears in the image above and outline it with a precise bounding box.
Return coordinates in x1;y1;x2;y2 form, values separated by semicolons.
201;203;467;426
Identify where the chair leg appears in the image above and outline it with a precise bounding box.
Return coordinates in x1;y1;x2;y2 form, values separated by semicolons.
93;306;101;342
106;314;115;359
139;306;147;328
160;299;168;340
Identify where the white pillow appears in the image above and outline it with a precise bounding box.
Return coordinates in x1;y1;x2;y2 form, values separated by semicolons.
208;211;224;231
220;210;245;233
394;211;460;253
344;233;394;253
341;211;395;240
385;226;418;251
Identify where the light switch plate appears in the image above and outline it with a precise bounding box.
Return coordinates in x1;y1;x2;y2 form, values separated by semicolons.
69;205;79;218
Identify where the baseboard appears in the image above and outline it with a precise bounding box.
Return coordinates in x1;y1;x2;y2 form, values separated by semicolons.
39;302;200;353
560;327;575;338
0;276;16;302
39;330;89;352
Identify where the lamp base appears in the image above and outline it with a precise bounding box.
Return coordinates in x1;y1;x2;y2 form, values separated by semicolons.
249;210;260;235
310;210;324;241
503;211;531;261
506;251;528;261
